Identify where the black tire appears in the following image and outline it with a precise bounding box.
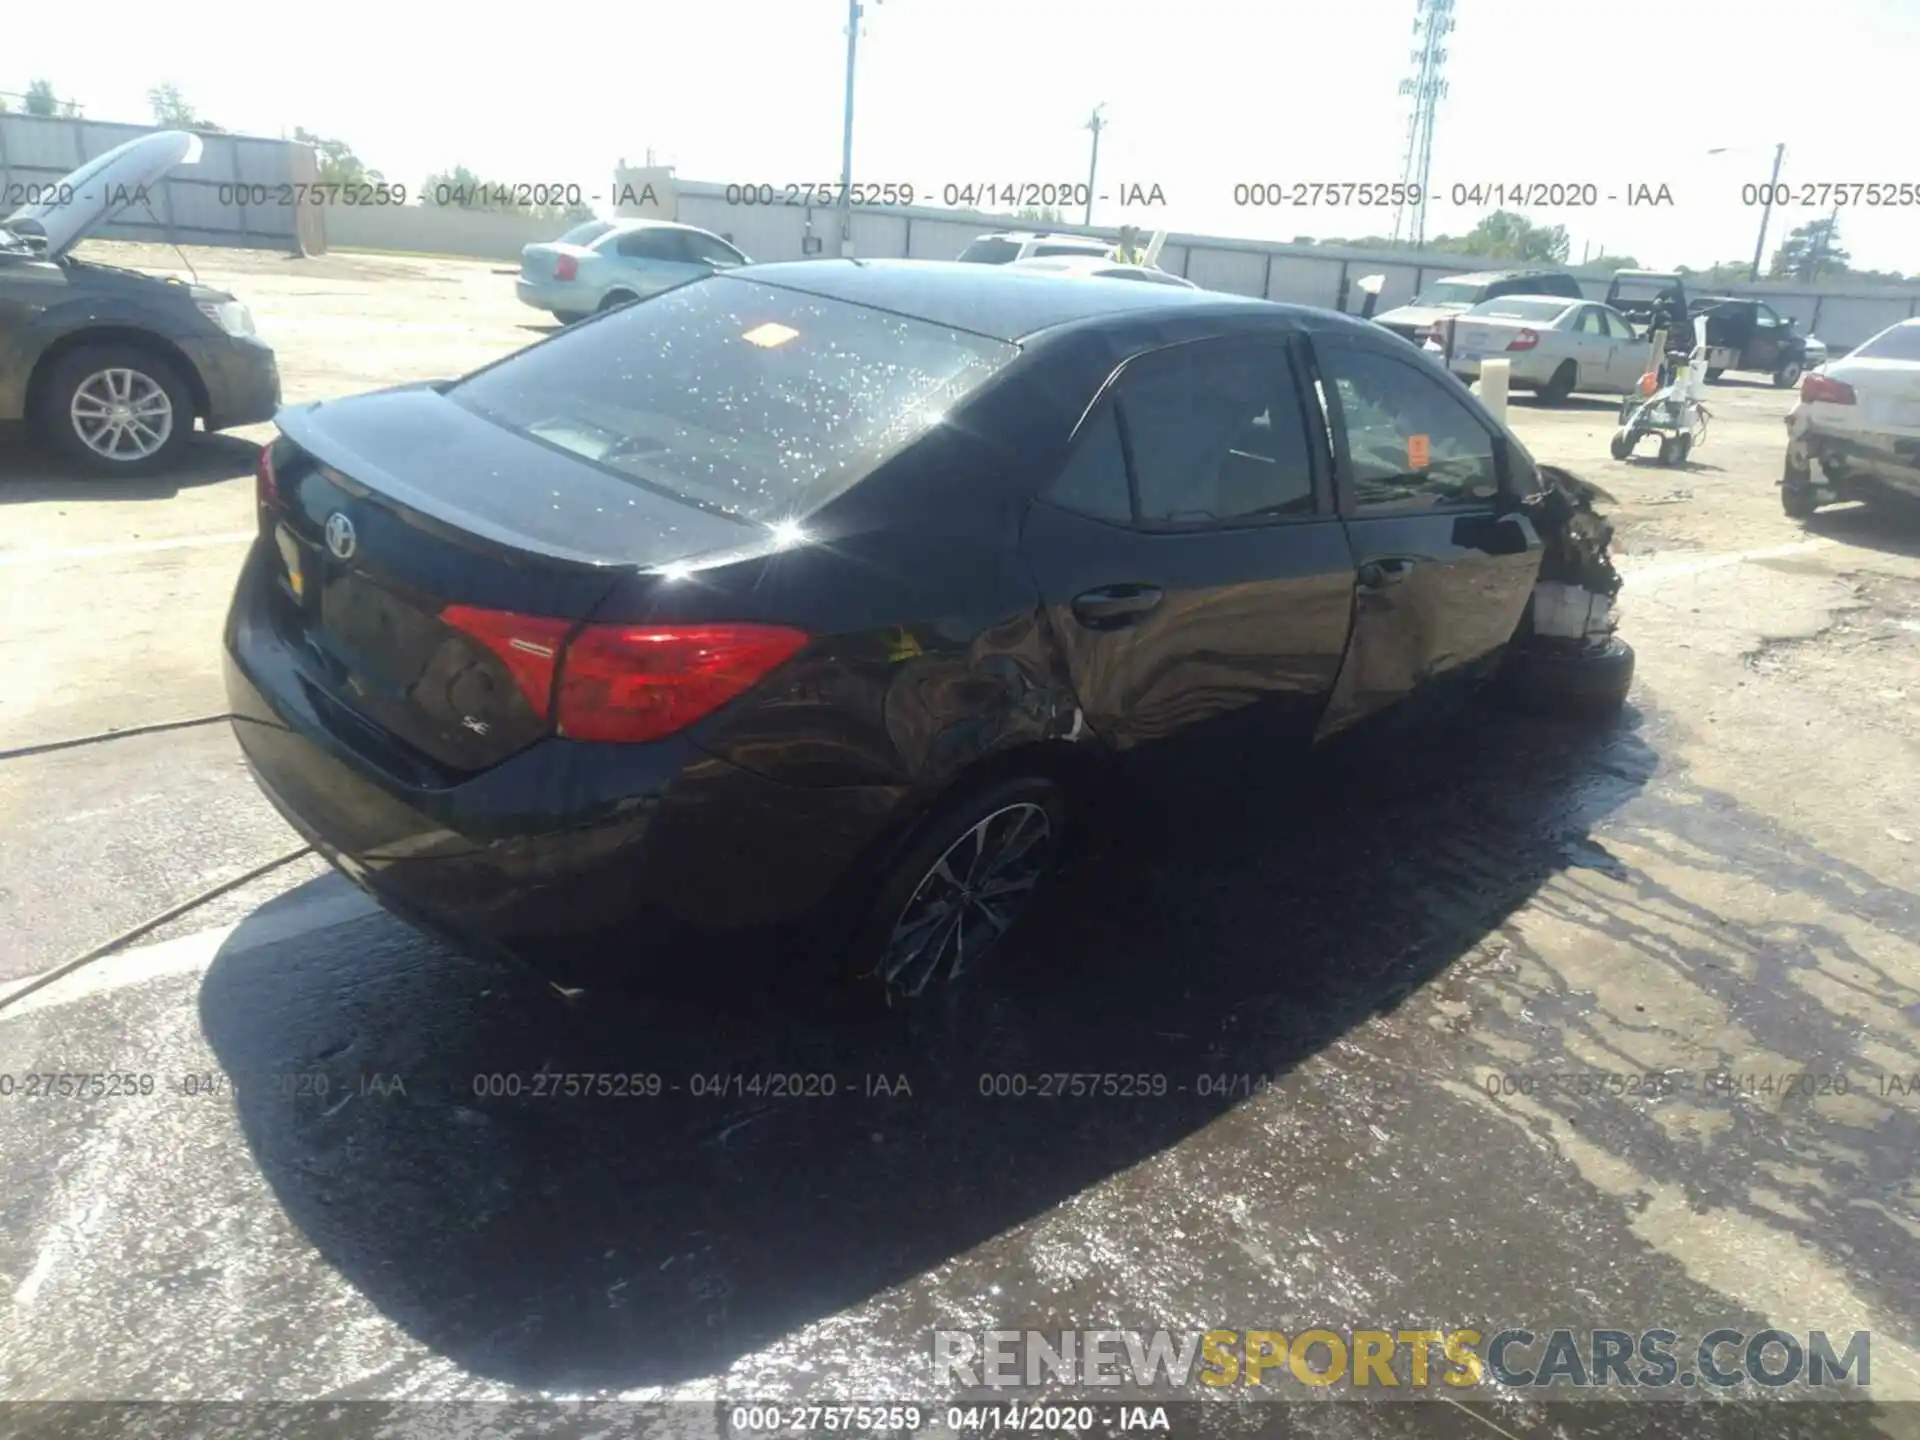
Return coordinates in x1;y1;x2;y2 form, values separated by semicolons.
1704;367;1726;383
1672;432;1693;466
597;291;637;313
34;343;195;477
1538;361;1577;406
840;775;1066;1007
1773;360;1804;389
1656;436;1676;466
1782;455;1818;519
1502;636;1635;718
550;310;584;326
1609;428;1634;461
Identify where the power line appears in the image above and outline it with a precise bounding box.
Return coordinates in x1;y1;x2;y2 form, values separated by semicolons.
1391;0;1454;249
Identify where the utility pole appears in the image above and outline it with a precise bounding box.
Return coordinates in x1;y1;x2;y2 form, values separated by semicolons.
1083;105;1106;228
1749;141;1785;282
837;0;868;258
1392;0;1454;249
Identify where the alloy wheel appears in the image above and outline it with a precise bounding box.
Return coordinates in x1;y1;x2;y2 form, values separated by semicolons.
875;801;1053;1001
70;368;174;461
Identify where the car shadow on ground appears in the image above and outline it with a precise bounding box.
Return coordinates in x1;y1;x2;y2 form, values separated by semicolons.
0;430;260;503
196;701;1917;1406
1516;395;1622;413
1803;499;1920;560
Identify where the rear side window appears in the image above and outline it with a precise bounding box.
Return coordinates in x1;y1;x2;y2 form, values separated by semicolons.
1321;345;1499;511
1852;323;1920;361
1114;341;1317;525
682;231;746;266
615;228;687;260
450;277;1017;524
1033;242;1109;258
1044;408;1132;522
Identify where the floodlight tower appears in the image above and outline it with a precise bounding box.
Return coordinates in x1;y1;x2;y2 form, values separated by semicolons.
1391;0;1454;249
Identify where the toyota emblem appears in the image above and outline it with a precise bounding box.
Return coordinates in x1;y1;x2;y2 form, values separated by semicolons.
324;512;357;561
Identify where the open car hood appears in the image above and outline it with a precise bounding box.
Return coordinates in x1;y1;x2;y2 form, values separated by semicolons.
2;130;202;259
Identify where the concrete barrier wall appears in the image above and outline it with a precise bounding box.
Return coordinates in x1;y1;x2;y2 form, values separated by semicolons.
314;171;1919;346
0;114;319;253
323;203;559;261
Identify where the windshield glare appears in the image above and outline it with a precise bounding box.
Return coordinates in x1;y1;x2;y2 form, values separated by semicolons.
1851;323;1920;362
449;277;1017;524
1473;298;1575;322
558;219;614;247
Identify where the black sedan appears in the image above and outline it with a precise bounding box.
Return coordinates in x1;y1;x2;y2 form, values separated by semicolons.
225;260;1630;1004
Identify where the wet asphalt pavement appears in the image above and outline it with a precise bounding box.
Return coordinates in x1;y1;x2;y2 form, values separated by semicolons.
3;690;1916;1438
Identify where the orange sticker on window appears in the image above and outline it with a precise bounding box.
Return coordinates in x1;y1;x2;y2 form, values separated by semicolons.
1407;433;1431;470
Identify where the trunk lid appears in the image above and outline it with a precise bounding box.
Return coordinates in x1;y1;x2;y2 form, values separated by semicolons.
264;386;753;772
3;130;202;259
520;242;593;283
1447;316;1531;357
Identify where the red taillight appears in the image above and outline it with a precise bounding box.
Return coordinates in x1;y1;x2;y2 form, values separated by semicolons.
438;608;810;743
1507;328;1540;352
256;443;278;512
440;606;574;720
554;252;579;281
556;623;811;743
1801;373;1856;405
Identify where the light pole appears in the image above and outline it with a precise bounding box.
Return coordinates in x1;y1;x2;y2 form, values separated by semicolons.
1083;105;1106;227
837;0;868;258
1709;141;1786;282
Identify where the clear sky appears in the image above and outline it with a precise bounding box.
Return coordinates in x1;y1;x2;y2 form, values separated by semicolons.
8;0;1917;273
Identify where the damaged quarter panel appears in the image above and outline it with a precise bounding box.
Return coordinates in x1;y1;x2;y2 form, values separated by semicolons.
658;374;1090;795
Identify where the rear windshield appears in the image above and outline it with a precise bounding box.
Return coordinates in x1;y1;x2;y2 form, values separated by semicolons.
1850;323;1920;362
448;277;1017;524
1032;242;1108;257
1611;277;1680;302
1411;280;1484;307
558;219;614;247
1471;297;1575;322
957;237;1021;264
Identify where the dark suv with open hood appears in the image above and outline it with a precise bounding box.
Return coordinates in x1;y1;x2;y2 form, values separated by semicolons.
0;130;281;476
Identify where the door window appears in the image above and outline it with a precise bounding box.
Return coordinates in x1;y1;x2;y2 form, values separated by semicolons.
1321;346;1500;511
1575;307;1606;335
681;231;746;266
1755;304;1782;328
1600;309;1637;340
1113;341;1318;525
615;228;686;260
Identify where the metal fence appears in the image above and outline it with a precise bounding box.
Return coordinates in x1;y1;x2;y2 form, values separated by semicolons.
0;114;320;254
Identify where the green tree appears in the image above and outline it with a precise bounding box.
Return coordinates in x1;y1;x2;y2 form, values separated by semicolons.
24;79;60;116
292;128;382;187
1770;217;1849;283
1016;204;1064;224
147;83;199;126
1428;210;1571;264
1586;252;1641;271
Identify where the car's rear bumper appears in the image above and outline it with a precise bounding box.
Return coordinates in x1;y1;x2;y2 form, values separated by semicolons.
182;334;281;430
1788;418;1920;500
1448;353;1554;387
515;278;581;313
223;542;905;964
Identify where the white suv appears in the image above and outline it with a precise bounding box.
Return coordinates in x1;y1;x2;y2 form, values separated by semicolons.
957;231;1113;264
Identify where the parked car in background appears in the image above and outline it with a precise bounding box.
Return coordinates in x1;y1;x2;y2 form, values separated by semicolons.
1690;295;1813;387
957;231;1114;264
1429;296;1650;403
1006;255;1198;288
1603;270;1687;334
516;219;749;324
1372;268;1584;344
0;129;281;476
228;259;1629;1008
1781;317;1920;518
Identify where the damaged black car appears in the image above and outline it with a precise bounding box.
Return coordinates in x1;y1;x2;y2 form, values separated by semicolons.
227;261;1630;1004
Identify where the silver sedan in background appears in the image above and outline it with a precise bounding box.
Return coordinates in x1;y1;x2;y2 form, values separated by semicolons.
516;219;750;324
1428;296;1653;404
